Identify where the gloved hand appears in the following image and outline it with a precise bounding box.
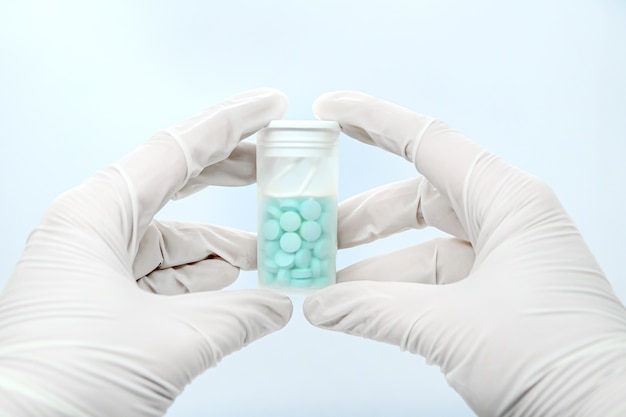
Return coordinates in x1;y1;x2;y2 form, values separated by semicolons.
0;88;293;416
304;91;626;416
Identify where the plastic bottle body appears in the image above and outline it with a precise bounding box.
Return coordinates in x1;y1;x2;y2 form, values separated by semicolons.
256;121;339;293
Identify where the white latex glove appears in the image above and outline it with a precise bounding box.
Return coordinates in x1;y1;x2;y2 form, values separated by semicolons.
0;88;293;416
304;91;626;416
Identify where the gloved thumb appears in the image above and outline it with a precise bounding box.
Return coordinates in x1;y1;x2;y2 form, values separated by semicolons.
161;290;293;374
304;281;464;371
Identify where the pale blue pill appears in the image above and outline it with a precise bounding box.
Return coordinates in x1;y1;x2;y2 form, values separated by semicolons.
291;268;313;279
280;232;302;253
267;205;283;219
262;219;281;240
310;258;321;277
277;269;291;284
264;258;278;273
290;278;313;288
279;211;301;232
295;248;312;268
313;238;333;258
300;199;322;220
318;213;336;233
320;260;330;276
300;220;322;242
263;240;280;256
279;199;300;211
262;272;276;283
274;250;295;268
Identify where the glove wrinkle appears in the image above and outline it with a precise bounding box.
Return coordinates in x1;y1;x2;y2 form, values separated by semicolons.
0;88;293;417
307;90;626;416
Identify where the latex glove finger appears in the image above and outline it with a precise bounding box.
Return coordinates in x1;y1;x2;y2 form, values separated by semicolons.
339;177;467;249
314;91;547;248
38;89;286;270
0;288;294;415
116;89;286;225
313;91;482;205
304;282;455;363
338;237;474;285
173;140;256;199
165;289;293;372
137;257;240;294
133;220;256;290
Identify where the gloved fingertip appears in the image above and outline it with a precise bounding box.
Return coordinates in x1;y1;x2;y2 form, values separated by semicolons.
302;285;347;328
302;293;324;327
249;87;289;117
252;289;294;330
312;90;364;120
272;290;295;325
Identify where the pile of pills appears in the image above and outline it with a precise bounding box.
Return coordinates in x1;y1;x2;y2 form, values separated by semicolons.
258;196;336;289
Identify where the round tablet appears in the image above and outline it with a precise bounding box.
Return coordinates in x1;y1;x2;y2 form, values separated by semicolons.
310;258;321;277
262;219;281;240
279;199;300;211
279;232;302;253
279;211;301;232
277;268;291;284
295;248;312;268
261;271;275;283
291;268;313;279
266;204;283;219
264;258;278;273
313;238;332;258
274;250;295;268
290;278;313;288
300;199;322;220
263;240;280;257
318;213;336;233
300;220;322;242
320;260;330;276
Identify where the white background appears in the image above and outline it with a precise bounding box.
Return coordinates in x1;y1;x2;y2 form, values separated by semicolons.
1;0;625;415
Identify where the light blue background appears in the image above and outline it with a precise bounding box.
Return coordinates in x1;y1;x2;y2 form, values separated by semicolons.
1;0;625;415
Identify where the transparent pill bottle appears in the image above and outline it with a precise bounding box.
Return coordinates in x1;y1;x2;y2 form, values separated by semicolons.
256;120;340;293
